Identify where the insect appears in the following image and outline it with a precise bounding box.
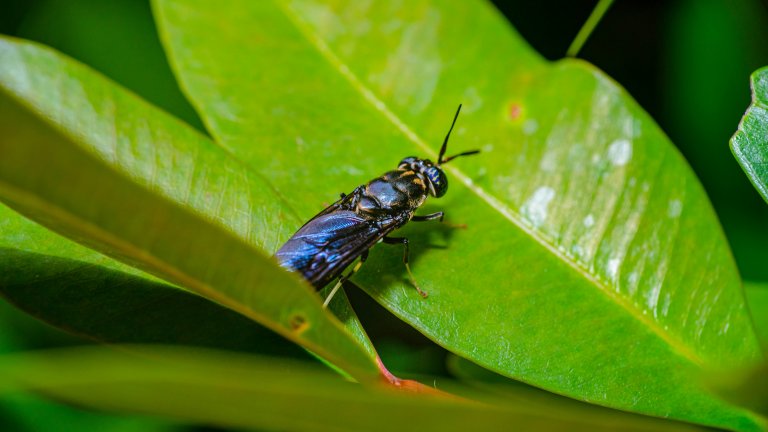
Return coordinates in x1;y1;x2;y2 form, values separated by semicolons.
275;105;479;306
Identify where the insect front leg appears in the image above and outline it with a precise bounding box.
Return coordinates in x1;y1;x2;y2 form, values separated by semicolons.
382;236;428;298
322;250;369;308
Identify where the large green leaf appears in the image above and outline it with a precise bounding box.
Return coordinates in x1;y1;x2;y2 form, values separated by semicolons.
0;345;706;432
0;37;377;380
731;66;768;205
154;0;762;429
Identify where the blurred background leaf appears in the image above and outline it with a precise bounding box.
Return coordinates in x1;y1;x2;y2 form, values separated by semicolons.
0;345;708;432
731;67;768;205
660;0;768;280
0;393;178;432
7;0;204;131
0;280;183;432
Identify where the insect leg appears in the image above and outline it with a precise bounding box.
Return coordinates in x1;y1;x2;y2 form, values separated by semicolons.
412;212;444;222
382;236;428;298
413;211;467;229
323;250;369;308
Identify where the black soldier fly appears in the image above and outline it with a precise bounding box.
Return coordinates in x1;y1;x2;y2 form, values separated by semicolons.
275;105;479;306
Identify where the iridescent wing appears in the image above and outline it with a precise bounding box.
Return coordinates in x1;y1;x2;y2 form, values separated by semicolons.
275;210;404;288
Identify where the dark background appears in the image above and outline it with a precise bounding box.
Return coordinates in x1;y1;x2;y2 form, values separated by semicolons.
0;0;767;428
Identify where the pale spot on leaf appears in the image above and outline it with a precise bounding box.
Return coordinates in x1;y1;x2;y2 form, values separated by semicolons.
521;186;555;227
607;139;632;166
523;119;538;135
607;258;620;280
667;199;682;218
583;214;595;228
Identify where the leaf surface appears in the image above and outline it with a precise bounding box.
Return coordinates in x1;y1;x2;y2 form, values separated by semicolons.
154;0;762;429
0;37;376;380
0;345;708;432
732;66;768;204
0;223;305;358
745;282;768;348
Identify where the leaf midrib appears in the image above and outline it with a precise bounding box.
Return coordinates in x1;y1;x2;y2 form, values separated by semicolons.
273;0;706;368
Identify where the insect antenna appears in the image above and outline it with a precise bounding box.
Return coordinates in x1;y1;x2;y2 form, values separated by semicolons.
438;104;480;166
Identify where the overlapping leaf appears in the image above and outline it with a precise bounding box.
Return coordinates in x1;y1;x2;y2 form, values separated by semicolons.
0;37;376;380
732;66;768;205
154;0;762;429
0;217;305;357
0;345;706;432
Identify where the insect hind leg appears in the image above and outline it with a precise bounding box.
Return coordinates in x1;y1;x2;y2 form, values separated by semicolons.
322;250;369;308
383;236;428;298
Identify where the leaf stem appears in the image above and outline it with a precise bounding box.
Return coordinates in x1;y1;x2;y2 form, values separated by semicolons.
566;0;615;57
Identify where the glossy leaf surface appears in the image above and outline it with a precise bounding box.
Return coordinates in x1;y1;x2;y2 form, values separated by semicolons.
732;66;768;205
0;345;707;432
0;37;376;380
154;0;762;429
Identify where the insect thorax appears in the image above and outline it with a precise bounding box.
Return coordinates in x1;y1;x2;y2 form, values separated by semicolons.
355;169;428;216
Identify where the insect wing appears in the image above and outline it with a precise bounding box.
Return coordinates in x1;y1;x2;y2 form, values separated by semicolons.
294;186;362;231
275;210;397;288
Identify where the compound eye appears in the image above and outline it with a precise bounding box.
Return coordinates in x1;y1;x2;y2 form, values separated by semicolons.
425;167;448;197
398;156;418;169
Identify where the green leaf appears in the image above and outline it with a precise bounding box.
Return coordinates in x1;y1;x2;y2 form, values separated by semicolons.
153;0;762;429
16;0;205;131
745;282;768;348
0;393;177;432
711;360;768;421
444;353;685;429
0;216;306;358
731;66;768;205
322;284;378;360
0;345;708;432
0;36;377;380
